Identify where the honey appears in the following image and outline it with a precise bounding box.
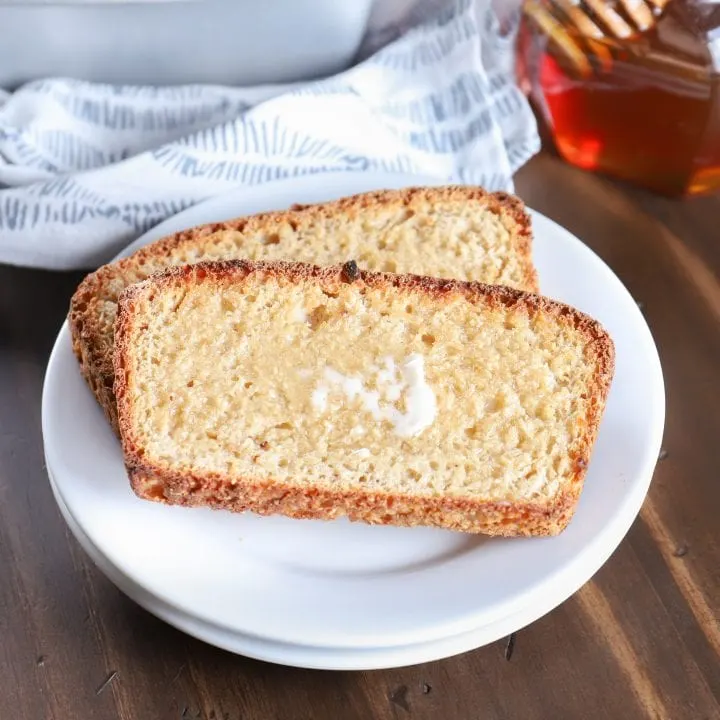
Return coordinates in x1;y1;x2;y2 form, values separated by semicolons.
517;0;720;196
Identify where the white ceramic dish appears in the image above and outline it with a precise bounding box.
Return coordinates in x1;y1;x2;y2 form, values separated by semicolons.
42;171;665;666
43;462;609;671
0;0;373;88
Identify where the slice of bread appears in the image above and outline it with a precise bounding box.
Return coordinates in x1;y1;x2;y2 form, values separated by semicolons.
69;186;538;434
114;260;614;537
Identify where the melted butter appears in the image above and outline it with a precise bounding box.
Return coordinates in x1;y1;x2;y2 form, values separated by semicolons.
310;354;437;438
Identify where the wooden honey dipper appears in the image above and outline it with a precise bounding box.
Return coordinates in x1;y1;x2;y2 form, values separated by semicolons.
522;0;672;76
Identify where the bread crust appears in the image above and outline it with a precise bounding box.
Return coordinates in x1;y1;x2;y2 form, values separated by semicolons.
69;186;537;435
114;259;614;537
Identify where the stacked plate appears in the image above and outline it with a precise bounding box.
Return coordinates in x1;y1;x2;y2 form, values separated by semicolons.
42;172;665;670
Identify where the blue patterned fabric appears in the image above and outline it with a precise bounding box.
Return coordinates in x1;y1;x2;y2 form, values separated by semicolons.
0;0;539;270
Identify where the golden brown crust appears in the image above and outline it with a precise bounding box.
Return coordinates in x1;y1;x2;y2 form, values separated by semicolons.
69;186;537;434
126;466;579;537
114;259;614;537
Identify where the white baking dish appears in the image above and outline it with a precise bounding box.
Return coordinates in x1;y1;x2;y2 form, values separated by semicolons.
0;0;374;89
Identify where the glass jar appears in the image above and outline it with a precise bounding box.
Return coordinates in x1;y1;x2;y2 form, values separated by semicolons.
517;0;720;196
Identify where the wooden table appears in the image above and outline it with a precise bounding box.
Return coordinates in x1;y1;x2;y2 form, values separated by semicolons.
1;153;718;720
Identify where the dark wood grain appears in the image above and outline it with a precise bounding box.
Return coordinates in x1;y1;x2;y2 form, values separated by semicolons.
1;153;718;720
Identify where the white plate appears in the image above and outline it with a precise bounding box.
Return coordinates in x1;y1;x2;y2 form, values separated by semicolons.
42;171;665;657
43;461;600;671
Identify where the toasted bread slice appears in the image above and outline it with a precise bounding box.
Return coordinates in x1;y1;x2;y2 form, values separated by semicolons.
114;260;613;537
69;186;538;433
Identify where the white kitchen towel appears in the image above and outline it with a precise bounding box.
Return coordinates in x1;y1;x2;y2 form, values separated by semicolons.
0;0;539;270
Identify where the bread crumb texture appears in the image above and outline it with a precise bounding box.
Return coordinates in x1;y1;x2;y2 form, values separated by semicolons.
114;261;614;535
70;187;537;433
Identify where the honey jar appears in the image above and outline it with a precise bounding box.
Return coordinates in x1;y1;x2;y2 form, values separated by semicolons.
517;0;720;196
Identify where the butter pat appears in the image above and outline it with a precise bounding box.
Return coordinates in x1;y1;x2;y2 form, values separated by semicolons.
310;354;437;438
389;354;437;438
